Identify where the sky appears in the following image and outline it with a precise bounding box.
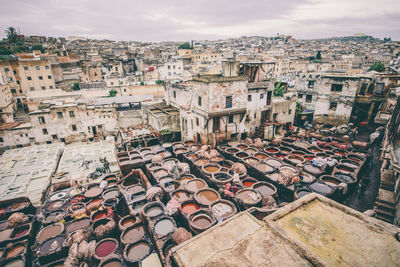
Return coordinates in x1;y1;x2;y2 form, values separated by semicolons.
0;0;399;42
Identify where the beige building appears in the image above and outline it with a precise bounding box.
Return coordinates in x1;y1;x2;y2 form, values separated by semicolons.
0;84;16;123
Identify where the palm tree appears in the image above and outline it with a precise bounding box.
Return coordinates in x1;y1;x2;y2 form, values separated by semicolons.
5;27;18;49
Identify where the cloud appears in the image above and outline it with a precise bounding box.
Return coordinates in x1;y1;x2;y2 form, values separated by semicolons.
0;0;399;41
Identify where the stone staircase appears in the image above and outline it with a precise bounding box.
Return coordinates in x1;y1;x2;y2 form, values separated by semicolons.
374;170;396;223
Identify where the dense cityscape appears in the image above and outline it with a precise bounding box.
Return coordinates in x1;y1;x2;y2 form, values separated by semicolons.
0;10;400;266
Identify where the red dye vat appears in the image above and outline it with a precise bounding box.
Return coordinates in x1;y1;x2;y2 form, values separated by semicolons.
266;149;278;153
181;203;200;215
95;240;117;257
276;153;286;159
304;156;314;161
335;151;346;156
243;181;255;187
293;152;303;156
94;212;107;221
14;228;29;238
70;195;85;204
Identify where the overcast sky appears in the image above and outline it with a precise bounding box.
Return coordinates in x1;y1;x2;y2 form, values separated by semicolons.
1;0;399;41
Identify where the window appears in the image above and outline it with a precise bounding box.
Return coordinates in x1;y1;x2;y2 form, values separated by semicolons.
45;65;49;69
376;83;384;94
260;93;264;99
27;76;32;80
57;112;63;118
4;67;9;72
48;75;52;79
69;111;75;117
0;137;3;142
359;83;367;95
41;86;46;90
124;88;126;92
198;96;202;106
298;93;303;98
38;116;45;124
13;70;16;75
39;76;43;80
308;80;315;88
228;115;233;123
42;128;48;135
24;66;28;71
173;91;176;98
289;109;292;115
196;117;199;126
254;113;257;119
331;84;343;92
30;87;35;91
115;67;118;71
306;94;312;103
168;72;171;76
49;86;53;89
36;66;40;70
273;113;278;121
11;89;16;94
72;125;77;131
329;101;337;110
226;95;232;108
248;94;252;102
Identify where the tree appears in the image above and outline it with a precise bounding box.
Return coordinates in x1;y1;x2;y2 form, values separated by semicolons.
368;61;385;72
274;81;285;97
31;44;45;53
5;27;18;49
316;51;321;60
109;89;117;97
72;82;80;90
0;46;12;55
140;81;145;86
178;42;192;49
156;80;164;84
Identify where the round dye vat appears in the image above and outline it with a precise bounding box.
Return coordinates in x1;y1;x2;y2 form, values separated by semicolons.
37;224;63;243
66;218;90;233
5;244;24;258
212;173;232;182
172;190;191;202
185;179;206;193
121;225;145;244
143;153;155;161
96;239;117;258
103;189;119;200
253;182;276;197
101;258;123;267
144;204;164;217
309;147;322;153
287;155;304;164
334;173;355;183
235;152;249;159
4;258;25;267
237;144;248;149
254;153;268;160
85;186;102;198
335;165;355;173
46;200;64;211
304;155;314;161
265;147;279;154
50;191;67;201
292;151;305;156
348;155;362;162
126;185;145;195
120;216;136;229
93;210;108;221
244;148;258;155
320;176;342;186
186;153;198;160
179;175;194;184
211;201;235;220
191;214;213;230
303;164;323;176
341;161;359;169
154;218;175;236
154;169;168;179
9;202;28;211
276;153;288;160
69;195;85;204
244;157;258;165
225;147;239;154
204;165;220;173
87;198;103;211
126;241;151;263
131;192;146;202
12;226;29;238
236;189;262;205
243;181;255;187
195;189;219;206
210;156;224;163
302;172;316;183
162;181;180;193
296;189;312;198
174;148;188;154
194;158;210;166
265;158;282;168
181;203;200;215
0;220;8;231
310;182;333;195
40;236;64;255
255;163;274;173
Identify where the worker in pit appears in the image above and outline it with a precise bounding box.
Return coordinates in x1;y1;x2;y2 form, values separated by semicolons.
292;164;305;190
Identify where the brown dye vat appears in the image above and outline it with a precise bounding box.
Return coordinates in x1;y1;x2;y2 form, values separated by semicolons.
254;153;268;160
195;189;220;206
237;144;248;149
235;152;249;158
220;167;229;173
5;244;24;258
336;164;355;173
185;179;207;193
265;147;279;154
204;165;220;173
40;236;64;255
190;213;214;232
244;157;259;165
121;224;145;244
219;160;233;169
9;201;28;211
12;225;30;239
174;148;188;154
210;156;224;163
320;176;342;186
66;218;90;233
194;158;210;166
308;147;322;153
101;258;123;267
125;241;151;263
303;164;323;176
236;189;262;206
46;200;64;211
119;216;137;231
67;203;85;212
179;174;195;184
287;155;305;164
252;182;277;197
184;141;195;146
319;145;333;151
92;210;108;221
95;239;118;258
37;224;63;243
172;190;191;202
244;148;258;155
85;185;103;198
225;147;239;154
211;200;236;220
186;153;198;160
154;218;175;237
265;158;282;168
255;163;274;173
140;148;151;154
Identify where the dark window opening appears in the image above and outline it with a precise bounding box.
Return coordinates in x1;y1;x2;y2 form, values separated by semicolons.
308;80;315;88
248;95;252;102
228;115;233;123
331;84;343;92
226;95;232;108
329;101;337;110
306;94;312;103
198;96;202;106
57;112;63;118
